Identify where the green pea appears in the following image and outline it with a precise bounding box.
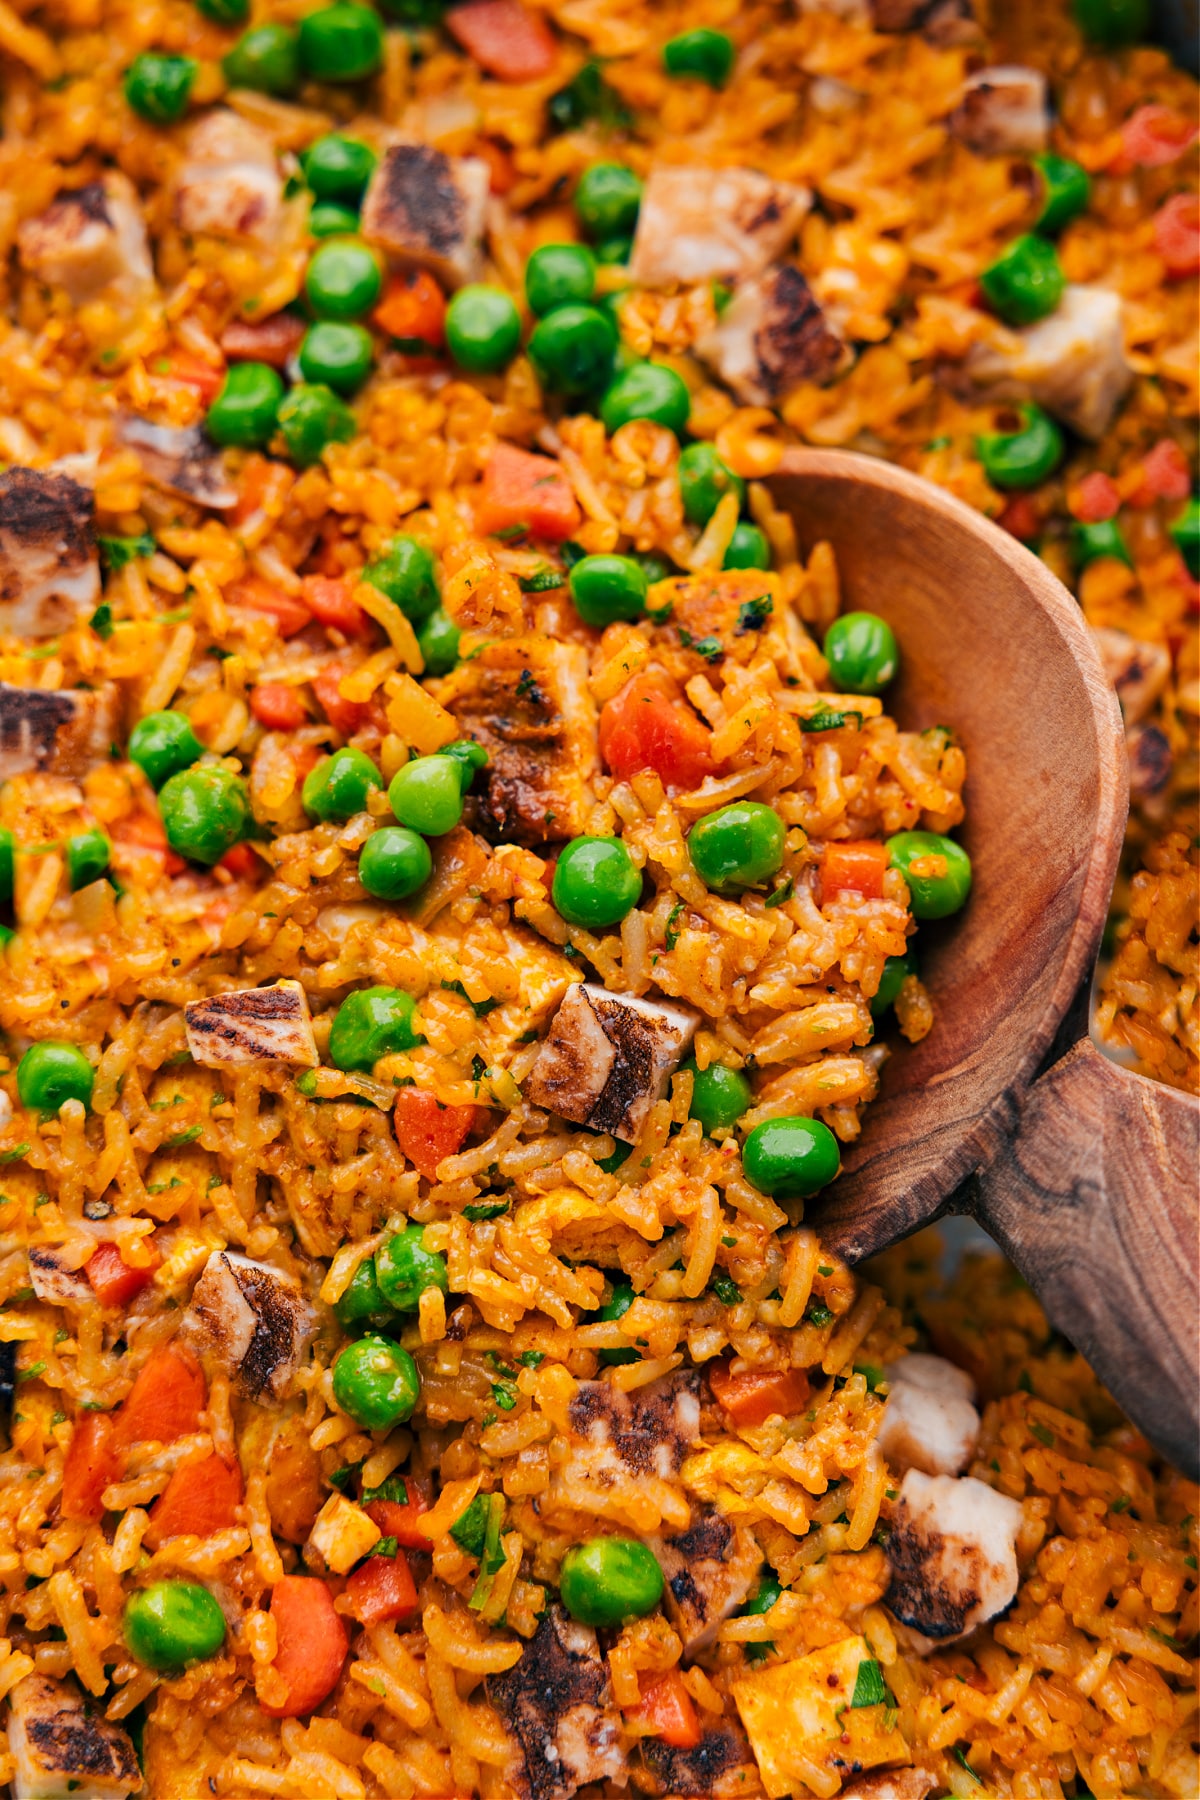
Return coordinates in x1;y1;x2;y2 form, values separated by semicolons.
436;740;489;788
724;521;770;571
568;553;647;627
222;22;300;95
552;835;641;929
528;304;617;397
444;285;521;374
66;829;111;891
663;27;735;87
686;1059;752;1136
123;1582;226;1671
358;827;433;900
303;134;378;202
596;1281;638;1366
887;830;972;920
302;746;383;822
124;53;197;123
277;382;357;466
1032;153;1090;235
305;238;382;320
196;0;248;24
298;4;384;81
310;200;361;238
871;947;917;1020
1170;496;1200;579
299;322;374;396
388;757;463;836
594;235;633;267
559;1537;664;1628
1071;519;1133;570
822;612;899;696
975;404;1064;490
128;710;203;790
328;985;423;1071
333;1255;396;1330
742;1115;841;1200
17;1042;94;1116
205;362;284;449
0;828;13;906
1072;0;1149;47
331;1333;420;1431
575;164;642;242
375;1223;449;1312
159;766;251;866
526;243;597;316
980;234;1064;329
688;802;784;892
600;362;690;437
417;607;461;676
364;535;439;622
678;442;745;526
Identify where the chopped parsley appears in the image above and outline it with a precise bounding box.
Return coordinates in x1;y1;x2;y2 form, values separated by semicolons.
547;60;631;132
805;1301;833;1328
362;1475;408;1506
664;900;684;951
441;979;499;1017
450;1495;491;1557
854;1363;885;1392
97;533;155;570
0;1145;30;1164
764;877;793;908
165;1125;202;1147
1030;1422;1056;1448
850;1658;891;1709
676;626;722;662
490;1382;518;1411
463;1200;510;1222
370;1536;398;1559
516;1350;545;1368
88;602;114;639
1111;1494;1132;1514
711;1271;743;1306
330;1463;364;1494
800;708;863;733
518;566;566;593
736;595;773;633
493;522;529;542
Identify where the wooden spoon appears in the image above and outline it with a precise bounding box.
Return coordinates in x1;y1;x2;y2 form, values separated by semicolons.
767;449;1199;1477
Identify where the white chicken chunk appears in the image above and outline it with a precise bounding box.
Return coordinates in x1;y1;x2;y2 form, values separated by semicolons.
305;1492;381;1574
840;1772;938;1800
628;166;811;290
871;0;979;43
640;1722;758;1800
876;1352;980;1478
18;176;154;306
695;265;846;404
525;983;700;1143
8;1673;141;1800
949;65;1049;155
175;110;283;244
0;683;120;783
958;284;1133;441
0;468;99;639
487;1604;624;1800
885;1469;1023;1649
565;1370;702;1486
360;143;490;289
183;1251;314;1402
184;980;317;1067
116;417;236;512
648;1506;763;1656
27;1246;93;1306
1090;627;1171;727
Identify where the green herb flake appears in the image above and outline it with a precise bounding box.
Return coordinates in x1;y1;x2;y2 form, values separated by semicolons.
736;595;773;633
329;1463;363;1494
951;1747;983;1788
362;1475;408;1507
490;1382;518;1412
1030;1422;1056;1448
854;1363;885;1392
800;708;863;733
18;1361;46;1382
1111;1495;1132;1514
517;1350;545;1368
711;1271;743;1306
0;1145;30;1164
449;1494;491;1558
676;626;722;662
518;567;566;594
646;601;674;625
441;979;499;1018
818;1265;834;1276
88;602;114;640
463;1200;510;1222
850;1658;890;1709
764;877;793;909
97;533;155;570
165;1125;202;1147
493;523;530;543
806;1301;833;1328
371;1535;399;1560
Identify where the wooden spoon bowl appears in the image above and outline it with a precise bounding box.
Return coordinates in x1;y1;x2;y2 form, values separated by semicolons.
768;449;1199;1476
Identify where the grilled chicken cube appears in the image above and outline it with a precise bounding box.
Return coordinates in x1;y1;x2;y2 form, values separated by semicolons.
526;983;700;1143
695;265;846;404
183;1251;314;1402
305;1491;381;1575
876;1352;980;1478
184;980;318;1068
949;65;1049;155
733;1635;910;1799
629;166;811;290
885;1468;1023;1648
487;1604;624;1800
0;683;120;783
958;285;1133;441
439;635;598;848
116;416;237;511
8;1673;141;1800
175;110;283;244
0;468;99;639
1126;721;1172;803
648;1505;763;1656
567;1370;703;1485
360;143;490;289
28;1246;93;1305
640;1721;759;1799
18;176;154;305
840;1772;938;1800
871;0;979;43
1090;627;1171;728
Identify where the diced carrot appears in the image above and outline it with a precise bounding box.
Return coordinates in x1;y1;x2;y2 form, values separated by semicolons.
996;494;1039;542
1128;438;1191;508
475;137;516;195
160;351;225;404
112;1343;207;1451
144;1452;243;1548
445;0;557;82
86;1239;161;1308
251;682;308;731
625;1669;702;1749
599;669;716;793
1069;471;1121;524
232;452;285;528
61;1414;121;1523
218;842;260;880
345;1548;419;1627
261;1575;349;1719
226;574;312;639
364;1478;431;1549
394;1088;476;1180
475;442;581;543
301;574;372;638
1154;193;1200;278
373;270;447;351
819;840;890;905
1118;105;1198;169
313;657;370;737
220;313;307;369
709;1361;811;1428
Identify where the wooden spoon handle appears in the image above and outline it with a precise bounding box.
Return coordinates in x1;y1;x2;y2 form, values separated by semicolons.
973;1037;1200;1477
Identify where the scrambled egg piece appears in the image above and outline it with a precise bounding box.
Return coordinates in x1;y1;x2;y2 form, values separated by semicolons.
733;1635;909;1799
